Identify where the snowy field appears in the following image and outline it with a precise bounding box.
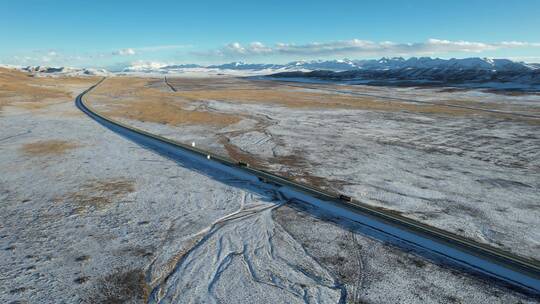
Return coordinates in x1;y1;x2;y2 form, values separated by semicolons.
0;70;537;303
87;76;540;262
202;97;540;260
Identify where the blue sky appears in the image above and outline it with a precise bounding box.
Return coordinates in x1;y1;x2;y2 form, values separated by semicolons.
1;0;539;69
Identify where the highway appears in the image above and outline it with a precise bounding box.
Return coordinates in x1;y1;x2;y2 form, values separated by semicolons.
76;77;540;296
164;76;177;92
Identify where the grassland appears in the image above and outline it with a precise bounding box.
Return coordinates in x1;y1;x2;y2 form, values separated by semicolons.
0;67;97;113
1;69;538;303
86;75;540;261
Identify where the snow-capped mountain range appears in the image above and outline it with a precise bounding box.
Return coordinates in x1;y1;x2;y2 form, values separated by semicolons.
3;57;539;90
113;57;540;91
7;57;538;75
269;57;540;91
118;57;539;73
17;65;110;76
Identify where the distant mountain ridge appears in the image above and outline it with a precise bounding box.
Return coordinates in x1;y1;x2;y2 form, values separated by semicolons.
269;58;540;91
17;65;110;76
5;57;539;90
12;57;538;75
347;57;536;71
183;57;538;72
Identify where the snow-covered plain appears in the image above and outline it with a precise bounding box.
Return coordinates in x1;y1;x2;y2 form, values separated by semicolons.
1;72;538;302
202;87;540;261
1;81;345;303
87;76;540;263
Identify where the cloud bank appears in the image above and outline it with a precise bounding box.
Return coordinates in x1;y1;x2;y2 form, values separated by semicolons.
196;38;540;59
113;45;190;55
4;39;540;68
113;48;136;56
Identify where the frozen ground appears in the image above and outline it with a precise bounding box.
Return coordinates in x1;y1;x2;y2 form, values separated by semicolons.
0;75;537;302
274;80;540;118
209;100;540;258
87;76;540;262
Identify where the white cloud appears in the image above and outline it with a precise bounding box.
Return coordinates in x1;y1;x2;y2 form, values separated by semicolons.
219;42;273;56
508;56;540;63
135;44;192;52
248;42;273;54
127;60;167;69
111;45;191;55
113;48;136;56
197;38;540;59
500;41;540;47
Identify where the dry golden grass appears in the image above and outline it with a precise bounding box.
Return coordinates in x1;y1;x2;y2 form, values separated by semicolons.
67;178;135;213
176;88;494;115
0;68;70;99
87;77;241;126
166;79;540;124
106;98;240;126
88;76;540;126
218;135;346;191
439;98;540;115
316;82;540;117
166;77;281;91
87;77;540;183
270;152;351;192
91;77;477;119
0;67;97;112
219;137;266;168
21;140;78;156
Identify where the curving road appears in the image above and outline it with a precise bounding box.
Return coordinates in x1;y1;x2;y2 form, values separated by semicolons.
76;77;540;296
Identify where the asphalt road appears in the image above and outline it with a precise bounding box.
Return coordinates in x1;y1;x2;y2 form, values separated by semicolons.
78;77;540;296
